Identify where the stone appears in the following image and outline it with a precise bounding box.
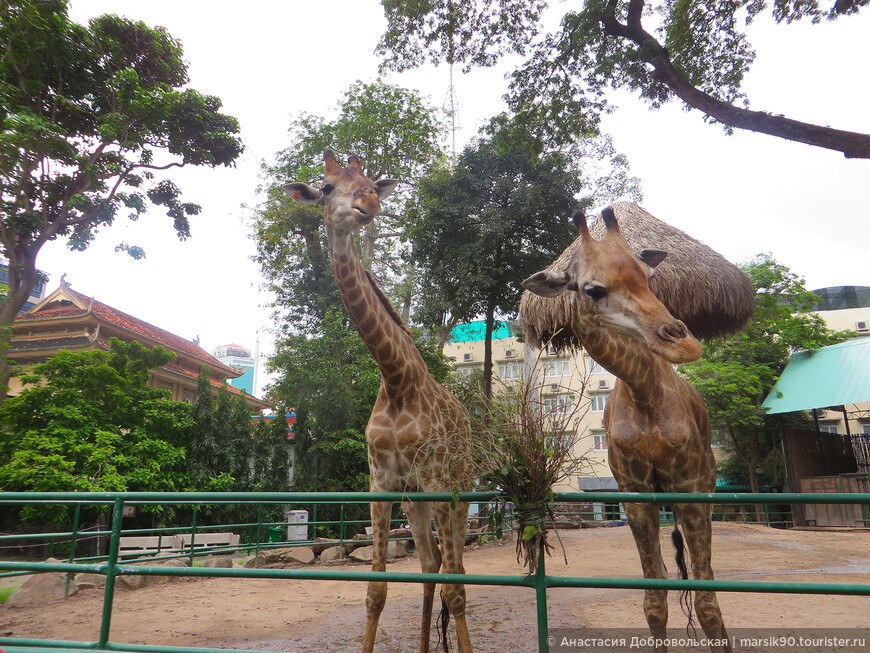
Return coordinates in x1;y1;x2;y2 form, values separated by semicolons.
117;573;144;589
348;546;373;562
390;540;409;558
74;572;106;587
311;538;342;555
204;556;235;568
388;528;413;541
243;554;267;568
143;558;188;586
262;548;285;563
319;546;344;562
280;547;315;564
6;567;78;605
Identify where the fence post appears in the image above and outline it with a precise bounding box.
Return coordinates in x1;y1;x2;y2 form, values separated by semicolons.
98;498;125;648
64;504;81;598
255;504;263;561
189;505;199;567
536;543;549;653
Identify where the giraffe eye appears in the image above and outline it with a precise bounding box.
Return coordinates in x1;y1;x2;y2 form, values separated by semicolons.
321;184;335;195
584;286;608;301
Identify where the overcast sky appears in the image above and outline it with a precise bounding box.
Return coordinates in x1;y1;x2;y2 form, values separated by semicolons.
44;1;869;396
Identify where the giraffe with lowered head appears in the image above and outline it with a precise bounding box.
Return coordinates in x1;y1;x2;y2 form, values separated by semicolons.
523;207;730;653
286;151;474;653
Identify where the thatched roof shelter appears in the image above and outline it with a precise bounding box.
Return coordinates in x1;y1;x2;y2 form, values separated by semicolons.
519;202;754;350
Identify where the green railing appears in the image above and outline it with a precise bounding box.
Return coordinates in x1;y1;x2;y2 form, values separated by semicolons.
1;491;869;653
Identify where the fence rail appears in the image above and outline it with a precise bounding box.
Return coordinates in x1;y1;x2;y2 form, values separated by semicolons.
1;490;869;653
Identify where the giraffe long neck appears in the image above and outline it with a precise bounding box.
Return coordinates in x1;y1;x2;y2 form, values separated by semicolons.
572;314;670;404
327;225;424;392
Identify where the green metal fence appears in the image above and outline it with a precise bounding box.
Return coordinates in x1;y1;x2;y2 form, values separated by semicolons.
1;491;869;653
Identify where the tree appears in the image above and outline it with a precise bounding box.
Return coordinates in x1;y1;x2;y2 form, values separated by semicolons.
0;338;192;522
682;254;852;493
252;80;443;334
0;0;243;395
413;116;640;400
377;0;870;158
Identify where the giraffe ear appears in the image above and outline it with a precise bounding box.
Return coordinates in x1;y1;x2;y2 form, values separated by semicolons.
284;182;324;205
522;269;577;298
375;178;399;201
637;249;667;269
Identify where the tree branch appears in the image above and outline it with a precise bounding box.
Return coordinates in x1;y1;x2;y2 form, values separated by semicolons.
600;0;870;158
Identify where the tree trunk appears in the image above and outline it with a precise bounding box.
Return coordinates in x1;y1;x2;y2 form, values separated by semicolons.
482;302;496;403
0;244;41;401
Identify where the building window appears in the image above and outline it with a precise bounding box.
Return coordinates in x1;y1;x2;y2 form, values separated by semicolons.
589;393;608;412
547;432;574;450
819;424;840;434
543;395;571;416
585;356;605;375
498;362;523;381
543;359;571;379
593;434;608;451
456;366;475;380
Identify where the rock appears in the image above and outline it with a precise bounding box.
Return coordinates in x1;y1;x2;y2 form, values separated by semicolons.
390;540;409;558
349;546;373;562
117;573;144;590
74;572;106;587
204;556;235;568
389;528;413;541
346;541;407;562
6;566;78;605
262;548;285;563
465;533;481;546
143;558;188;586
311;538;343;555
280;547;315;564
319;546;344;562
243;554;267;568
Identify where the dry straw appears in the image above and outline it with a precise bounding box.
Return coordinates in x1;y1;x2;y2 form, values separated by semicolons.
460;345;594;575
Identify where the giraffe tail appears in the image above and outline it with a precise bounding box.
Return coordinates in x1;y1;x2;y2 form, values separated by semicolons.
671;521;697;637
435;595;450;652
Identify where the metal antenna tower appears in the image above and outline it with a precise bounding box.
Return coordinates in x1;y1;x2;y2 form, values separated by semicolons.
444;62;461;163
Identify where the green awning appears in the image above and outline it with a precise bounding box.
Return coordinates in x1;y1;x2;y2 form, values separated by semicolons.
762;337;870;415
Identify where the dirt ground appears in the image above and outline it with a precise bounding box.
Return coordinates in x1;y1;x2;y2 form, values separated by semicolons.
2;523;869;652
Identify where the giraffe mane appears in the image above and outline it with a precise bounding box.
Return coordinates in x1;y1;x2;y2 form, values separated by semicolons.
364;269;413;338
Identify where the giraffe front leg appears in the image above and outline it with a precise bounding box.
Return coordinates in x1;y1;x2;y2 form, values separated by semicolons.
672;504;731;653
403;500;442;653
362;500;393;653
432;501;474;653
624;502;669;653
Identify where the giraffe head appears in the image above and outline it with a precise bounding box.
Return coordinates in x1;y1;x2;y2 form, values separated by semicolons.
284;150;399;233
523;207;702;364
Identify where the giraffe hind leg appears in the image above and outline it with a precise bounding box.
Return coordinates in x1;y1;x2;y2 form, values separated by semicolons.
404;500;442;653
623;502;669;648
672;503;732;653
431;501;474;653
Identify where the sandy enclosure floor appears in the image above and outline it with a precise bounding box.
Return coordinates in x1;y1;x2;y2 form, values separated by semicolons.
3;523;869;652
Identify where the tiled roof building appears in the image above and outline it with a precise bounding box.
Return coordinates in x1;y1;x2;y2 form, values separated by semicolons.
9;279;269;412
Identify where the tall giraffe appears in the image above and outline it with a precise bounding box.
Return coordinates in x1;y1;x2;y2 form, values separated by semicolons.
285;151;474;653
523;208;731;653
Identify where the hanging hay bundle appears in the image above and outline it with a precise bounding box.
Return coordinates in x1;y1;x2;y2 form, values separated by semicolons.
519;202;754;350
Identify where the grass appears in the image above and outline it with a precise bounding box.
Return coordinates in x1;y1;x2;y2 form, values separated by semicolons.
0;584;18;603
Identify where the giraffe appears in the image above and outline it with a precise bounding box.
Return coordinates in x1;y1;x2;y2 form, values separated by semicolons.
285;150;474;653
523;207;731;653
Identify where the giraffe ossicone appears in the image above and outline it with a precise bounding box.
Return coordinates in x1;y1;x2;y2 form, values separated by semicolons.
286;151;474;653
